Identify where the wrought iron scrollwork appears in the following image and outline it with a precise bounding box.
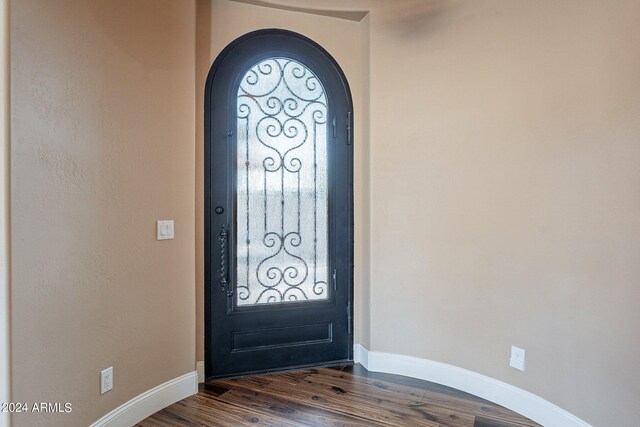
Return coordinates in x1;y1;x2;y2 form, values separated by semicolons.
235;57;329;306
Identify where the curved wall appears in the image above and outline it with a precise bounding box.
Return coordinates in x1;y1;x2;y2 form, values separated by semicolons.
367;1;640;426
10;1;196;425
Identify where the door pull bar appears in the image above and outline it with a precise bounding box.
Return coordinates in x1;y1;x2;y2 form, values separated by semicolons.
219;223;232;297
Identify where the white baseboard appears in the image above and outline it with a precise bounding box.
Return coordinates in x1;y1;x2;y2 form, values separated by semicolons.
353;342;369;370
196;361;205;384
353;344;590;427
90;371;198;427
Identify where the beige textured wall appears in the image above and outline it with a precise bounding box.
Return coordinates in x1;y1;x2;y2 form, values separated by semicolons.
0;1;10;426
196;0;370;361
368;1;640;426
9;0;637;425
10;1;196;426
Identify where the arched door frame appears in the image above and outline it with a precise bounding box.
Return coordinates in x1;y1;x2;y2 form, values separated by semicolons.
204;29;354;378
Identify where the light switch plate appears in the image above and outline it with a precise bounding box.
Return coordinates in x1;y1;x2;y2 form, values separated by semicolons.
157;220;174;240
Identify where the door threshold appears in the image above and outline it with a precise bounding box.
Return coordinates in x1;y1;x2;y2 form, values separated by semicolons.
205;358;353;382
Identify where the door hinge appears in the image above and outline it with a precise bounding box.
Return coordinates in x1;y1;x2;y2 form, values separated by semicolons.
332;269;337;291
332;117;337;138
347;301;352;335
346;112;351;145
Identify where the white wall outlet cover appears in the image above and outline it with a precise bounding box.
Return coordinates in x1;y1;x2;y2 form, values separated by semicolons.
510;346;525;371
156;220;174;240
101;367;113;394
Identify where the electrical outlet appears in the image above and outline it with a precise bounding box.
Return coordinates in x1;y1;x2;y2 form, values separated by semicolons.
510;346;525;371
101;367;113;394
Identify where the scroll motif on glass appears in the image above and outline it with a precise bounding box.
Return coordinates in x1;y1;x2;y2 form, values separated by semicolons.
236;58;329;306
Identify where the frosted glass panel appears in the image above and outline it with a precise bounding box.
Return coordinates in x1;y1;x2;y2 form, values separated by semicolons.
236;58;328;306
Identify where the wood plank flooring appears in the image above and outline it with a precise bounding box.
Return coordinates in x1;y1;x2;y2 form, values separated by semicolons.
137;364;540;427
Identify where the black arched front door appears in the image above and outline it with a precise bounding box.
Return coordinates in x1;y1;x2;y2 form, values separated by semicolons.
205;29;353;378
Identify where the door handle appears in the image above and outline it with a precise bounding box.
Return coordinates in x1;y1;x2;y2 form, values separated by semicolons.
219;223;232;297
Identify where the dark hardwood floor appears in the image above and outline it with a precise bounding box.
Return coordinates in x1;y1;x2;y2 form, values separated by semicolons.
137;364;540;427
